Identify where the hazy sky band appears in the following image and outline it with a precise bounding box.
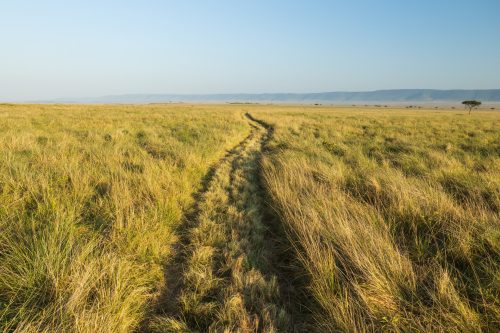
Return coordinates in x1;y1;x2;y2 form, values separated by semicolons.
1;0;499;101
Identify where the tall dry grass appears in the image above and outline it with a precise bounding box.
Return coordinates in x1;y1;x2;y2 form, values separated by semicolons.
1;103;498;332
0;104;249;332
253;106;499;332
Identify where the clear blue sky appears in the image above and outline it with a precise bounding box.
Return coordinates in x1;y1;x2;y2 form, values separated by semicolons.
1;0;499;100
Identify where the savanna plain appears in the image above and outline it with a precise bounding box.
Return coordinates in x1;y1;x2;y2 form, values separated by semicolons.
0;104;498;332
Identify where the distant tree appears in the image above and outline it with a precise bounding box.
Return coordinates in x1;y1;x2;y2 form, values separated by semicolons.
462;100;481;115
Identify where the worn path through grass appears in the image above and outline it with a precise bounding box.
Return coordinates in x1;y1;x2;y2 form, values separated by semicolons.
144;113;303;332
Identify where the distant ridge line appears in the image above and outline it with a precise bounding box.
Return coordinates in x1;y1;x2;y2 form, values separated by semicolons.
44;89;500;104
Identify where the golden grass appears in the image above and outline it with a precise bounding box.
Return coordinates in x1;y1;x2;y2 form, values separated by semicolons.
0;104;249;332
0;103;498;332
253;106;499;332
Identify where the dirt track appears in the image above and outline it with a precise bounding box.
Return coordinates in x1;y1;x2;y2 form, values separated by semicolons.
142;113;305;332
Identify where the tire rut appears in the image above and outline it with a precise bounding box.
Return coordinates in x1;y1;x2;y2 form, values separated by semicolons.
142;113;298;332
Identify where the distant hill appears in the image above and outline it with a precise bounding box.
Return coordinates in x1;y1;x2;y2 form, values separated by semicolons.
49;89;500;104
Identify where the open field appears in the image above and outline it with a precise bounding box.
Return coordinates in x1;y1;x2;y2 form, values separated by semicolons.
253;107;499;332
0;104;498;332
0;104;249;332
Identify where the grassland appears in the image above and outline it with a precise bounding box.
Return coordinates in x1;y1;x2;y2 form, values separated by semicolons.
0;104;498;332
254;106;499;332
0;104;249;332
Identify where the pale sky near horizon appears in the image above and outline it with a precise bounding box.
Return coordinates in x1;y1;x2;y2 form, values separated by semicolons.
1;0;499;101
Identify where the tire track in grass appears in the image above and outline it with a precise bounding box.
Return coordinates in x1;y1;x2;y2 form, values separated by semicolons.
143;113;299;332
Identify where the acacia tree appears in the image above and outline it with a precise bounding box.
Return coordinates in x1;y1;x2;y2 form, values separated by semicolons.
462;100;481;115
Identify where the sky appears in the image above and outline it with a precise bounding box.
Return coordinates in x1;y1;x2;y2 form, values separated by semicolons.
1;0;499;101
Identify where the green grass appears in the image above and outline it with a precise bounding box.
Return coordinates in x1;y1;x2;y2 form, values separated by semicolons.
0;104;249;332
0;104;498;332
254;106;499;332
